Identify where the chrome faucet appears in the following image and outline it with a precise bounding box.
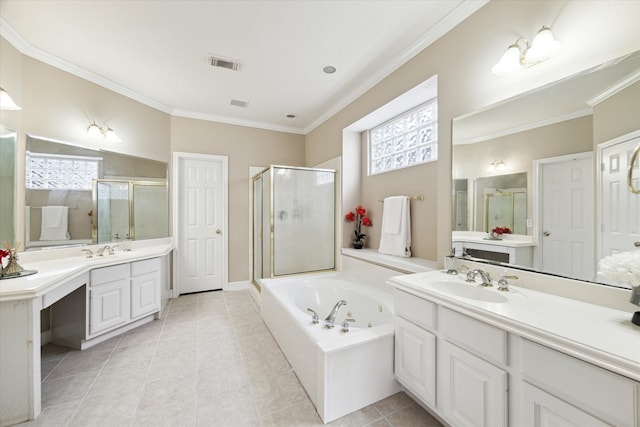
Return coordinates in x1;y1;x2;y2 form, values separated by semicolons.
466;269;493;286
324;300;347;329
306;308;320;324
340;318;355;333
97;245;116;256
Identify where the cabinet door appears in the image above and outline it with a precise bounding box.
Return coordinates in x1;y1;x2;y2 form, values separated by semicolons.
522;383;610;427
90;279;130;335
395;316;436;407
439;340;508;427
131;271;160;319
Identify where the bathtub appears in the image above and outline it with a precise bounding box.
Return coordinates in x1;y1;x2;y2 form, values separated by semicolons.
261;272;401;423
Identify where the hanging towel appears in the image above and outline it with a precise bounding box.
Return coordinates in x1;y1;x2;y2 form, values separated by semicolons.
378;196;411;257
40;206;70;241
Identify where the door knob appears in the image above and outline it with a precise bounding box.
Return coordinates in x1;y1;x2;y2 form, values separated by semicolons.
543;231;550;237
216;229;221;234
635;241;640;247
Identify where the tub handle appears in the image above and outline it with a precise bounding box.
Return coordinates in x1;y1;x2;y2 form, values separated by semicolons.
306;308;320;324
340;318;356;333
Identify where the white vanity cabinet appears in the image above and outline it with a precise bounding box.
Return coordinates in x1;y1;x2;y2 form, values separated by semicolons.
392;286;640;427
89;264;131;335
130;258;161;319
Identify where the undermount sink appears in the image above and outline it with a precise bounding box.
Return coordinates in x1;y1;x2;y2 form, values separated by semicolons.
429;280;508;303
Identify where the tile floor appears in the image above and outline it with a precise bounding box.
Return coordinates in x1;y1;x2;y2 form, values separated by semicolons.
20;290;444;426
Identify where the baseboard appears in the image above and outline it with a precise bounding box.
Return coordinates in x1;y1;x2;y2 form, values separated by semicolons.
225;280;250;291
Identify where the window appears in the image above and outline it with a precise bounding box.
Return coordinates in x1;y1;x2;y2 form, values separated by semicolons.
26;152;101;190
368;99;438;175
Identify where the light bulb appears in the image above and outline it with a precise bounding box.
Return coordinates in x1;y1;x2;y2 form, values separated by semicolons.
103;126;121;142
0;87;21;110
492;44;523;75
87;122;102;138
524;26;559;63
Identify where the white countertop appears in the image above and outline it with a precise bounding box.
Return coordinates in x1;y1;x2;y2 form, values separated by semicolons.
452;231;536;247
0;239;173;302
341;248;439;273
389;270;640;382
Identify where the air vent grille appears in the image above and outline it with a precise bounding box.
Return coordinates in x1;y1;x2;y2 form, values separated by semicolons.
230;99;249;108
209;56;240;71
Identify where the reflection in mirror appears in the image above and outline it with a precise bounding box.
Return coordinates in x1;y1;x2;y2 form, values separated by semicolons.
0;126;16;245
475;173;526;234
452;50;640;286
452;179;468;231
25;135;168;250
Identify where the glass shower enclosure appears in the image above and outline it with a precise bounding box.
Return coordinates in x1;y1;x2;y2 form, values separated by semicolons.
253;165;336;285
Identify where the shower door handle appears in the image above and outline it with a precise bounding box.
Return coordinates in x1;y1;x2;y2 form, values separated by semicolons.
215;229;221;235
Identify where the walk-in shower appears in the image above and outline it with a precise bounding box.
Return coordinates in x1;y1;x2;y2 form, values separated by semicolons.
252;165;336;286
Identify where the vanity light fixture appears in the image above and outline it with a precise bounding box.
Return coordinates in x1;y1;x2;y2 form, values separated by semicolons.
0;87;21;110
487;161;506;172
492;26;560;75
87;121;121;142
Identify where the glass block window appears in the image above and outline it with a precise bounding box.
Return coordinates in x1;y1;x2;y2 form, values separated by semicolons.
368;99;438;175
26;152;101;190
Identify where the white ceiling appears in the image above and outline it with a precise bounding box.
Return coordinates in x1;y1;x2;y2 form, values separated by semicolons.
0;0;485;134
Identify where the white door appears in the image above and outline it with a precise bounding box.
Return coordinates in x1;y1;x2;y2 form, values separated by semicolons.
538;153;594;281
599;134;640;274
175;154;228;294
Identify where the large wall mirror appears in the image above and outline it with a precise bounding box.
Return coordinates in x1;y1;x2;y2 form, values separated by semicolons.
0;125;17;246
24;135;168;250
452;50;640;286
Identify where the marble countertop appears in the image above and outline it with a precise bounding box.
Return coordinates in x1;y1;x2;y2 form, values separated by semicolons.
389;270;640;382
0;239;173;302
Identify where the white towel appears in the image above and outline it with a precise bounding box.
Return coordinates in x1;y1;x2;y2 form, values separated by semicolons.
40;206;70;241
378;196;411;257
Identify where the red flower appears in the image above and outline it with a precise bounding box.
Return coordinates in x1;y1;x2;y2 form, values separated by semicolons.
491;226;512;235
345;211;356;222
0;249;9;261
361;216;372;227
356;205;367;216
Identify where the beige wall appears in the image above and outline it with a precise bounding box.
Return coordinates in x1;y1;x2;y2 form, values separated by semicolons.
170;116;305;282
305;0;640;265
593;81;640;146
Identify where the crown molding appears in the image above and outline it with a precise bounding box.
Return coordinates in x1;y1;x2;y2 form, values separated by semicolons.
586;68;640;107
171;109;306;135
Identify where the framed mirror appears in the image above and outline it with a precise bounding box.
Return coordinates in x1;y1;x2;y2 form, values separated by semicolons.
25;135;168;250
452;50;640;286
0;125;17;245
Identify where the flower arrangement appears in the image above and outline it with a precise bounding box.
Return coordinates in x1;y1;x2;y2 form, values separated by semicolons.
345;205;372;249
0;241;24;277
599;250;640;290
488;226;511;240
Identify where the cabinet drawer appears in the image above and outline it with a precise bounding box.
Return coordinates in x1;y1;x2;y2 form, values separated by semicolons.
521;339;638;427
440;307;507;365
131;257;161;277
90;263;130;286
394;289;436;331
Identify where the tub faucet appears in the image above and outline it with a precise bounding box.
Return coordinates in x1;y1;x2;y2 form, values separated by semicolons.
324;300;347;329
466;269;493;286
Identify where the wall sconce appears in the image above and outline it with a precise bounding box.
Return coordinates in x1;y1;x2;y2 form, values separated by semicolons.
87;121;121;142
487;161;506;172
0;87;21;110
492;26;560;75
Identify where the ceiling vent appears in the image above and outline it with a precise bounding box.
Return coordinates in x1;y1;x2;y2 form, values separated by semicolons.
230;99;249;108
209;56;240;71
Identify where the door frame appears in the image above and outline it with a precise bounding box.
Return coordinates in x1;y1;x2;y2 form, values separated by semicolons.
533;151;593;271
596;128;640;265
172;151;228;297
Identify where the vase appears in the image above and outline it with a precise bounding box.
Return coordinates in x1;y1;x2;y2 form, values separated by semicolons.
352;241;364;249
2;250;24;277
488;231;502;240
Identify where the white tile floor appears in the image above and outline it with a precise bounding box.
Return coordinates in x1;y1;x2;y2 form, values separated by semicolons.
21;290;444;426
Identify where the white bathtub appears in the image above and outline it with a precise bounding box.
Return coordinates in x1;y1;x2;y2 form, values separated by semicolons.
261;272;401;424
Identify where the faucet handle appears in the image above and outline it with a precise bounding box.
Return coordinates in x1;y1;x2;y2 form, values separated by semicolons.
306;308;319;324
340;318;355;333
497;275;518;291
81;248;94;258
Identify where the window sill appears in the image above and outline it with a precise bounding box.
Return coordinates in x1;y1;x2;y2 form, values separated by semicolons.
341;247;438;274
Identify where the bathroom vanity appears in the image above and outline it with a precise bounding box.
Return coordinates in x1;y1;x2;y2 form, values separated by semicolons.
0;240;172;426
390;270;639;427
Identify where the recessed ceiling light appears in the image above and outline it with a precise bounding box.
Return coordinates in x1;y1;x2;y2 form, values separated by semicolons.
286;114;296;119
322;65;337;74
